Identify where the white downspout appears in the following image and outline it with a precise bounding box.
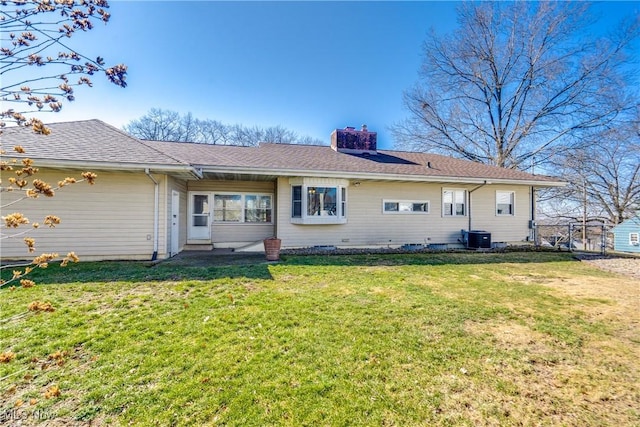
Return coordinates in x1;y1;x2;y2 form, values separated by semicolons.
145;168;159;261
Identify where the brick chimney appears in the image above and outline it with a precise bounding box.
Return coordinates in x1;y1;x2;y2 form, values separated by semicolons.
330;125;377;155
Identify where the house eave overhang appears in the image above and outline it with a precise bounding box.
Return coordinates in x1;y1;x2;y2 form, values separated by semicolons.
5;158;203;179
195;165;566;187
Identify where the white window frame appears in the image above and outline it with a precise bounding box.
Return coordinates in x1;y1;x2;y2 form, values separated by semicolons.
442;189;467;217
630;232;640;246
188;192;211;241
383;199;430;215
290;180;348;225
213;192;273;224
496;191;515;216
306;186;340;217
244;194;274;224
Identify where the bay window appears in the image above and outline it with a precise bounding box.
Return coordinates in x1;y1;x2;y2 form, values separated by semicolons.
290;178;349;224
292;186;302;218
307;187;337;216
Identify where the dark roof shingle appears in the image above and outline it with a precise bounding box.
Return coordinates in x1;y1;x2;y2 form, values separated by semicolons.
3;119;183;165
143;140;561;184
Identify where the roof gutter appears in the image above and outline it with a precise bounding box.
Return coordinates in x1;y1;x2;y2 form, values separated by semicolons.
192;167;204;179
194;166;566;187
4;157;203;179
145;168;159;261
5;155;563;186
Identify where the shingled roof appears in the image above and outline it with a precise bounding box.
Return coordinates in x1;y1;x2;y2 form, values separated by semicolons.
142;139;563;186
3;119;564;186
3;119;185;167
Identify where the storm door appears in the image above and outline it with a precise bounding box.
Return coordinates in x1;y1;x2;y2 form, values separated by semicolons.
188;193;211;241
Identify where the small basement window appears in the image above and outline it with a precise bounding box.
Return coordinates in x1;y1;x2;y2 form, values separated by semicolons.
383;200;430;214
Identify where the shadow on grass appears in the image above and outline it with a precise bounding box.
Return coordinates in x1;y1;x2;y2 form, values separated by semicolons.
2;250;577;286
4;255;274;285
280;250;578;267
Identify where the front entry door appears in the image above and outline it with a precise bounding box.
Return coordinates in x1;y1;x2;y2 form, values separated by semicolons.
188;192;211;241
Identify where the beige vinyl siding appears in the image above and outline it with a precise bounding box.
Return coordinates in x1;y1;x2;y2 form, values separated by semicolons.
165;176;188;253
211;224;275;247
276;178;532;248
186;179;276;246
1;169;161;261
145;171;169;259
468;185;532;243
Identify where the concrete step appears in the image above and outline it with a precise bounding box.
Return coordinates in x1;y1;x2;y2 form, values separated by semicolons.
183;244;213;251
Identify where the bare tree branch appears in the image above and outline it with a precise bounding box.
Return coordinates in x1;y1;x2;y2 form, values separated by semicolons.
123;108;325;146
1;0;127;131
393;1;639;171
548;112;640;225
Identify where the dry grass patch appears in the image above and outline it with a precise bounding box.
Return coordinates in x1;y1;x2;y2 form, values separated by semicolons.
542;275;639;320
535;269;640;348
459;264;640;427
464;319;551;354
463;316;639;425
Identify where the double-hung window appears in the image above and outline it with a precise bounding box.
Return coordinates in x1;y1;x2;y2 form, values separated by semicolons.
213;193;272;223
630;232;639;246
443;189;466;217
213;194;242;222
245;195;272;223
290;178;349;225
383;200;430;214
496;191;515;216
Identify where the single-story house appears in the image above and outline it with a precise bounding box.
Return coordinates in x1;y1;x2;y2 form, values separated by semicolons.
2;120;565;261
611;216;640;253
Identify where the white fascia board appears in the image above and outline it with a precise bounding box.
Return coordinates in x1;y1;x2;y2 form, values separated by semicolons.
197;166;566;187
10;158;201;178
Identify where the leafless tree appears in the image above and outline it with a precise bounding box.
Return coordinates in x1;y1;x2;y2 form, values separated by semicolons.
123;108;185;141
181;112;199;143
194;119;231;145
263;125;298;144
124;108;325;145
229;124;264;147
393;1;639;170
545;112;640;225
0;0;127;133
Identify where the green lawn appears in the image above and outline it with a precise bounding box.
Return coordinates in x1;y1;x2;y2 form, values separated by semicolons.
1;252;638;426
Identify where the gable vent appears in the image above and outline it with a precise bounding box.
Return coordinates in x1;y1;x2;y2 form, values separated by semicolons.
330;125;377;155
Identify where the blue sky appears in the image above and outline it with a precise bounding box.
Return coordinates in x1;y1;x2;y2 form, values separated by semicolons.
29;1;640;149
